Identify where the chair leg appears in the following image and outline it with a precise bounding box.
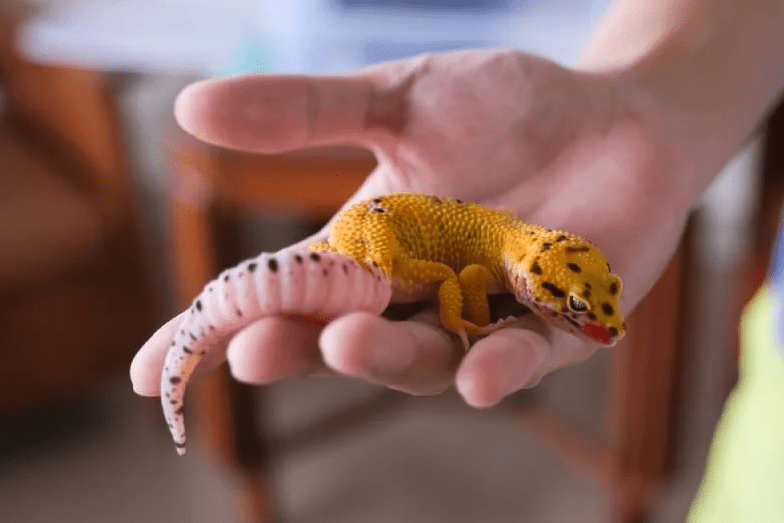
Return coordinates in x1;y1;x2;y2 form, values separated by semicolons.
167;187;277;522
606;227;691;522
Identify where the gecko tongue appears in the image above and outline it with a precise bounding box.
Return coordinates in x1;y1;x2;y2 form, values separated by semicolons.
580;323;611;345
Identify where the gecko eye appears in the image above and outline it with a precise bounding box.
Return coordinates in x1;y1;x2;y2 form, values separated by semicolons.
567;294;589;313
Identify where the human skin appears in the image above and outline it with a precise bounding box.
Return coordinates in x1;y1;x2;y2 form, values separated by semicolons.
131;0;784;407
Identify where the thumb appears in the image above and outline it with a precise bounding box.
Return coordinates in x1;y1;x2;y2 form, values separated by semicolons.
174;68;410;154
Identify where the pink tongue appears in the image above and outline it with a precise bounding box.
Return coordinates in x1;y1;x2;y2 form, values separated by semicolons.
580;323;611;344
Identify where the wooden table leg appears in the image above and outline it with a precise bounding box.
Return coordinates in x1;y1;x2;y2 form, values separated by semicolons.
607;227;691;522
167;165;277;522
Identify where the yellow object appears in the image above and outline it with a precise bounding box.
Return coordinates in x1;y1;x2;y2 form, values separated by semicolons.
687;285;784;522
311;193;625;348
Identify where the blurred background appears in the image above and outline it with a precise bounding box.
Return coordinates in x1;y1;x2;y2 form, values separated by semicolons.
0;0;777;521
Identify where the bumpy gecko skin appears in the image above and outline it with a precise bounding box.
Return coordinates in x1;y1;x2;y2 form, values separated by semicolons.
158;193;625;455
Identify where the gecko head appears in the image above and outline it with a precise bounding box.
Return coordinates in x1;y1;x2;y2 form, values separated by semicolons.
505;233;625;347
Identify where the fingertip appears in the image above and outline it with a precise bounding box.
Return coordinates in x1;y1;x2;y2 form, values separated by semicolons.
226;317;321;384
320;312;415;377
173;80;209;134
456;330;547;408
130;314;184;397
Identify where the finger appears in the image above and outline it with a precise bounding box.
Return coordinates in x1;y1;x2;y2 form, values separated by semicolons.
225;316;326;384
130;313;182;397
456;326;550;408
130;312;230;396
319;310;462;395
174;70;408;153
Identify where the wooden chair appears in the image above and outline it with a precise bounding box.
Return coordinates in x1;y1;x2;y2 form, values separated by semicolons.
0;3;155;415
168;130;694;522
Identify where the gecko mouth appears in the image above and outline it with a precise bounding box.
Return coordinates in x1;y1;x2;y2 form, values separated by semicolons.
580;323;612;345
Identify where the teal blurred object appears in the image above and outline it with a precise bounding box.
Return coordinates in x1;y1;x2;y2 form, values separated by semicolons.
217;35;273;77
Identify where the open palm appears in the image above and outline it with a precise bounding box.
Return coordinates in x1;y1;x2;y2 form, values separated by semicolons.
132;49;694;406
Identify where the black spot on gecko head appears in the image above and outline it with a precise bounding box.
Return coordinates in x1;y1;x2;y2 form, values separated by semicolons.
541;282;566;298
541;242;552;251
609;281;619;295
556;235;567;242
530;261;543;275
601;303;614;316
567;263;581;273
310;252;321;262
608;326;619;338
587;311;597;321
565;246;591;253
268;258;278;272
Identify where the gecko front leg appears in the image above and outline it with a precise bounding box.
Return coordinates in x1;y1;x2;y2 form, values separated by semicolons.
161;247;392;455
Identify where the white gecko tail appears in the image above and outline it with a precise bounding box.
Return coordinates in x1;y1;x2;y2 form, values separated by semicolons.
161;246;392;455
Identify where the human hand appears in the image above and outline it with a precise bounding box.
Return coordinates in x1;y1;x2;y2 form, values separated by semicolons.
131;49;697;407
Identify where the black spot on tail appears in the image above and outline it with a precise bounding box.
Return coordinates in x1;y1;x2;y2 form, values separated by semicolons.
295;254;303;263
175;442;186;449
195;300;202;312
182;346;193;354
248;262;258;272
175;406;185;416
310;252;321;262
169;377;182;384
268;258;278;272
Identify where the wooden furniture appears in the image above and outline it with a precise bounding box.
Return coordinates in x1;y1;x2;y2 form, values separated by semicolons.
168;138;379;521
0;3;155;415
169;132;693;523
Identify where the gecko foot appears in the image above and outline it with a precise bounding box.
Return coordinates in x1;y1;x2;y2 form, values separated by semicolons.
474;316;519;336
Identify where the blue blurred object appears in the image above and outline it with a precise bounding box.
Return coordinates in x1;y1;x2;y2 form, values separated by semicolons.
257;0;596;74
19;0;603;76
335;0;514;10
